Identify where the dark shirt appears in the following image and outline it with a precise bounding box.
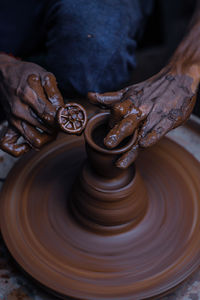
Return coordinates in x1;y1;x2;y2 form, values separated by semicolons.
0;0;153;94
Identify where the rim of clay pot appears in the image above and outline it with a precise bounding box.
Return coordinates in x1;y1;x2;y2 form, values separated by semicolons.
84;112;137;154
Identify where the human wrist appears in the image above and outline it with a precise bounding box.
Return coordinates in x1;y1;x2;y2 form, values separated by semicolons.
184;64;200;91
171;61;200;93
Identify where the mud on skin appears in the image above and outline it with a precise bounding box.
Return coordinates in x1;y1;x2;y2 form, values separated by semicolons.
88;71;196;168
0;54;64;156
88;4;200;169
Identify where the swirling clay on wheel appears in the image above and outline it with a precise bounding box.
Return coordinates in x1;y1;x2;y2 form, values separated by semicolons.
1;113;200;300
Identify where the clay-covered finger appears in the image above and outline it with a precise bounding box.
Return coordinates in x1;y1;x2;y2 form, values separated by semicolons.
138;94;183;139
42;73;64;107
88;90;126;107
26;75;57;125
0;126;30;157
104;115;140;149
10;118;55;149
116;144;139;169
139;118;173;148
112;99;133;117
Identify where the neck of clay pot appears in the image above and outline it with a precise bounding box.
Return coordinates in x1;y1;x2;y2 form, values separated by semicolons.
84;112;136;179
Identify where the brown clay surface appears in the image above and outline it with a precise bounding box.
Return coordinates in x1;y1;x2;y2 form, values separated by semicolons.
1;136;200;299
71;112;147;234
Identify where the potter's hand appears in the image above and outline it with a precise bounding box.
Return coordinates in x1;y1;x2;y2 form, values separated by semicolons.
0;54;64;156
89;0;200;168
88;69;197;168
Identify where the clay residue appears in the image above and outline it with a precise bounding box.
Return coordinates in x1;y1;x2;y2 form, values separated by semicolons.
1;136;200;299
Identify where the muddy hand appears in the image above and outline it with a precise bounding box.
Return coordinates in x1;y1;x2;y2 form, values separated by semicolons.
88;70;197;168
0;54;64;156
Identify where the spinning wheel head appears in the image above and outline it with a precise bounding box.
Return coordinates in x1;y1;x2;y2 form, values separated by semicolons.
1;111;200;299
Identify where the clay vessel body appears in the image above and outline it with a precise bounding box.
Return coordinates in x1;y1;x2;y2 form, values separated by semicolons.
71;112;148;233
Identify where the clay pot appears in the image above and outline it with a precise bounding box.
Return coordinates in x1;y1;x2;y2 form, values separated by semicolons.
71;113;148;234
84;112;137;178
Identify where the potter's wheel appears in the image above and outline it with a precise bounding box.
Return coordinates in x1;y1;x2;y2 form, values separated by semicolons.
1;133;200;300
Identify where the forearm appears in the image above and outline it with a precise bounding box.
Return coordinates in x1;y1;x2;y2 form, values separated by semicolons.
168;5;200;92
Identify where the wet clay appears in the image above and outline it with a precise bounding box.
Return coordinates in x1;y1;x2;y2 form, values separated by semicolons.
57;103;87;134
1;112;200;299
0;54;64;156
71;113;147;233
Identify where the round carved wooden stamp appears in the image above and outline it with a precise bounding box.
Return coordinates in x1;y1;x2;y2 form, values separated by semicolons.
57;103;87;134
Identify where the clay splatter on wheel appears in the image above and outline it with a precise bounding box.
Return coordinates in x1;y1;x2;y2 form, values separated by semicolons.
57;103;87;134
